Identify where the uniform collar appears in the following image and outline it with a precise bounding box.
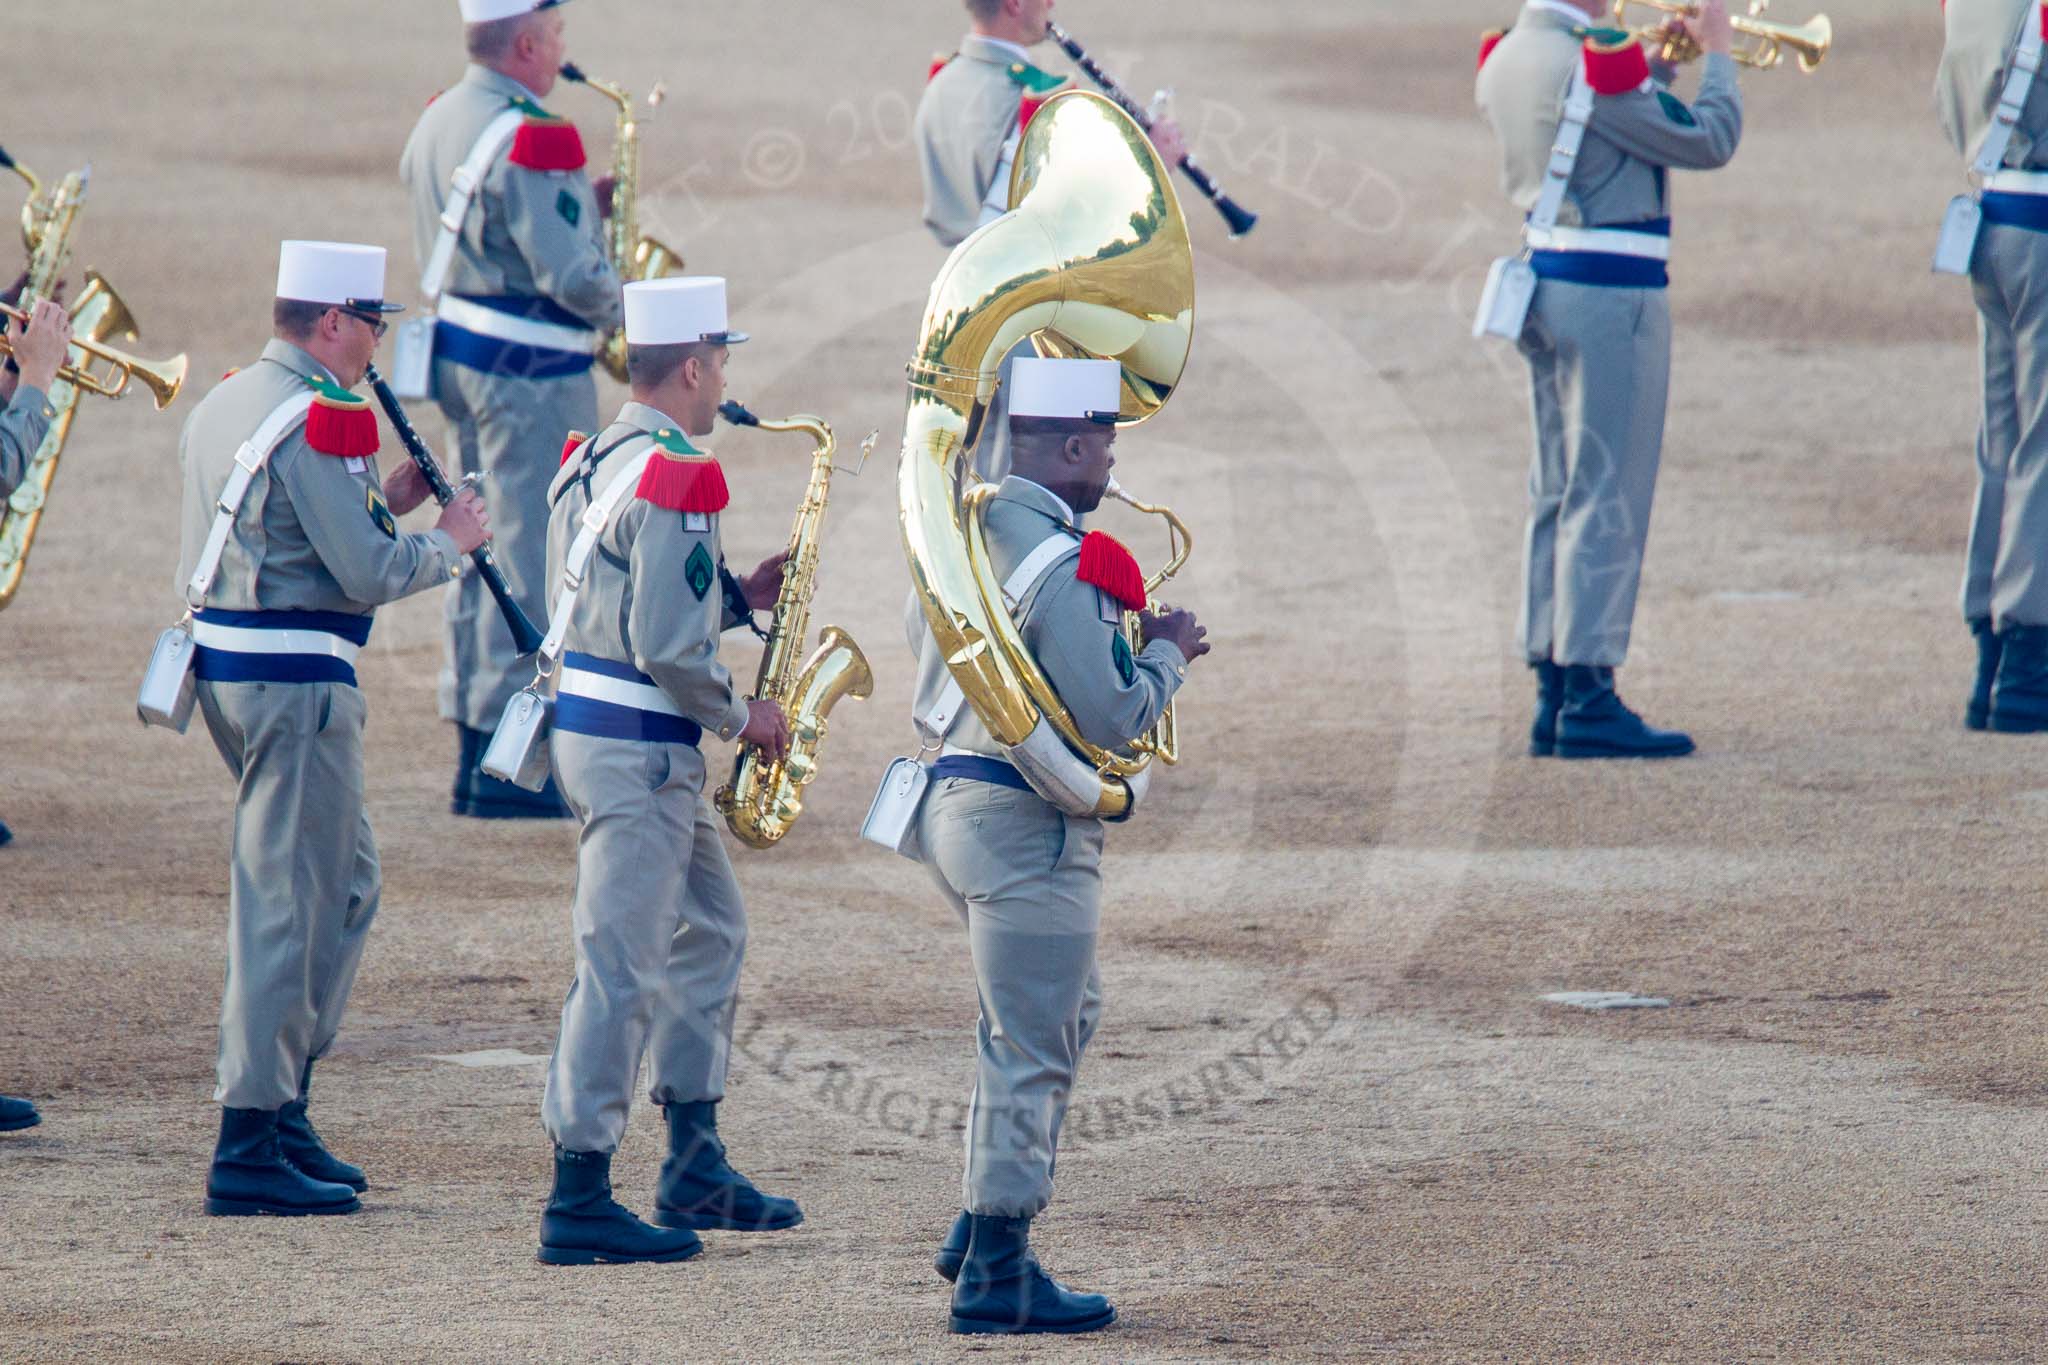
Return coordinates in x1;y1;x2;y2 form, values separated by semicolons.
464;62;545;106
616;399;689;439
961;33;1035;66
997;475;1077;526
1524;0;1597;27
260;338;340;387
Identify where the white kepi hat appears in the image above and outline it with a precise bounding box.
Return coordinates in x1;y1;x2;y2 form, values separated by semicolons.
1008;356;1123;425
459;0;566;23
275;241;403;313
623;277;751;347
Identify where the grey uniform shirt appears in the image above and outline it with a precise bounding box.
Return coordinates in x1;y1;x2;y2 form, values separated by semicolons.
174;340;460;615
0;383;52;500
544;400;752;743
400;64;623;330
1477;2;1743;226
908;476;1187;762
915;34;1039;248
1939;0;2048;168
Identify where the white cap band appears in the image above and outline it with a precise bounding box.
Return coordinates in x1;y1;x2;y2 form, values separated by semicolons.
276;241;390;308
459;0;559;23
1008;357;1123;423
623;277;749;347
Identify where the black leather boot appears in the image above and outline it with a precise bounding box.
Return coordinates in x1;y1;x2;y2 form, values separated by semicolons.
0;818;12;849
0;1094;40;1132
1529;660;1564;757
277;1059;367;1193
653;1100;803;1232
451;724;572;819
1555;665;1695;759
950;1214;1116;1336
934;1209;971;1282
1968;618;2002;731
1990;622;2048;732
538;1147;703;1266
204;1107;360;1217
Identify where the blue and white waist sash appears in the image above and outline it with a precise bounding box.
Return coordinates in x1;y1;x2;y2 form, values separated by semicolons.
191;609;373;686
1525;217;1671;288
554;652;704;746
434;294;600;379
1981;172;2048;232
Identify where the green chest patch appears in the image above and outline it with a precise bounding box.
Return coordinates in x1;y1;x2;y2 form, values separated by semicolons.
685;542;715;601
366;487;397;540
1656;91;1697;127
556;188;581;227
1112;632;1137;686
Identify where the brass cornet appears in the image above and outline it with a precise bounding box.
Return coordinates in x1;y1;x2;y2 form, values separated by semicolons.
0;295;186;409
1612;0;1831;73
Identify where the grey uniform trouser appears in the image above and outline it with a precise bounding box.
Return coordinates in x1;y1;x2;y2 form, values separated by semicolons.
542;732;748;1154
433;359;598;732
918;777;1105;1219
1516;279;1673;668
197;679;380;1111
1966;223;2048;628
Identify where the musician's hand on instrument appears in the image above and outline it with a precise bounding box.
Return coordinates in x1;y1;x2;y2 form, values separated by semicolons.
1148;117;1189;168
740;698;792;760
591;176;616;219
436;486;492;555
382;459;434;516
740;549;792;611
12;299;72;395
1140;606;1210;664
1686;0;1734;56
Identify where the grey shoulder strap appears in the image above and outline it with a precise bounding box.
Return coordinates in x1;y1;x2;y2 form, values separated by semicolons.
535;443;661;670
915;528;1080;743
1976;7;2048;178
183;389;319;608
1528;65;1597;235
419;106;528;302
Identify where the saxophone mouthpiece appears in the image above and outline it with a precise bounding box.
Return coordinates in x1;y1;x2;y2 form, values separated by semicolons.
559;62;586;84
719;400;761;428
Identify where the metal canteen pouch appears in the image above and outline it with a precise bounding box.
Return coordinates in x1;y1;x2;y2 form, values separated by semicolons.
136;619;197;732
1934;195;1984;277
388;316;438;401
480;685;554;792
1473;255;1537;341
859;756;930;861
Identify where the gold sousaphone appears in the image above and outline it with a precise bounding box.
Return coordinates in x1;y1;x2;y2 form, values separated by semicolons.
899;90;1195;820
1613;0;1831;72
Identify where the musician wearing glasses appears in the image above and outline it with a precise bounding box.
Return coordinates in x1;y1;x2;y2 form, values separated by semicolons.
1477;0;1741;759
1937;1;2048;731
534;278;797;1268
174;242;490;1218
402;0;622;819
906;358;1208;1335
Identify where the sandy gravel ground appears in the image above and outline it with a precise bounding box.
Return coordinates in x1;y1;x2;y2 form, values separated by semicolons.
2;1;2040;1360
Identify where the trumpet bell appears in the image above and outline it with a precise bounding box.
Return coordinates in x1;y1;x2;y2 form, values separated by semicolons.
1785;14;1831;72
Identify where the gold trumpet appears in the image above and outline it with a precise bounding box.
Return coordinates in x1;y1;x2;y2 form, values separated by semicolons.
1613;0;1831;72
0;295;186;409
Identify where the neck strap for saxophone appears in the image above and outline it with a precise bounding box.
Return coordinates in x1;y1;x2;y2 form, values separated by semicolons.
184;388;320;609
418;106;529;302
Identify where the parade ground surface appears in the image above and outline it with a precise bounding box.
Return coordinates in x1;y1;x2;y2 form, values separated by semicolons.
2;1;2036;1360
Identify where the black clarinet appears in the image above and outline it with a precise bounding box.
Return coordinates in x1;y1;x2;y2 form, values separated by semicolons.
365;365;546;656
1045;21;1258;239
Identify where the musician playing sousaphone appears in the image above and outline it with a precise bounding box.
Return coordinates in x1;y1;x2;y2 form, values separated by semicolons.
401;0;621;819
1477;0;1743;759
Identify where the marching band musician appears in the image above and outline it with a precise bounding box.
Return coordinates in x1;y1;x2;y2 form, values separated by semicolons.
1477;0;1741;758
535;278;798;1268
915;0;1188;481
907;357;1209;1336
402;0;622;818
1938;1;2048;731
0;294;70;855
176;242;490;1217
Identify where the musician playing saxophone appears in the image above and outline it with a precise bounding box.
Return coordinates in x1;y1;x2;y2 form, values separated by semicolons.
907;357;1208;1336
402;0;622;819
534;277;797;1268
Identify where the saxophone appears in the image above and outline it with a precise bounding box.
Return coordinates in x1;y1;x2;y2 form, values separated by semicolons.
0;149;186;610
559;64;684;384
713;401;875;849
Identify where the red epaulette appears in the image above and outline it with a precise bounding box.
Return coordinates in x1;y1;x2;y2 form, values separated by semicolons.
560;431;589;467
426;88;445;108
1478;28;1508;72
1582;30;1651;96
1018;79;1076;135
928;52;954;83
303;378;379;458
636;431;729;514
509;114;587;172
1076;530;1147;612
219;367;241;382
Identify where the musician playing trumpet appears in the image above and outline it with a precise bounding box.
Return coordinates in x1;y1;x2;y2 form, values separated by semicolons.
1477;0;1741;758
0;296;69;503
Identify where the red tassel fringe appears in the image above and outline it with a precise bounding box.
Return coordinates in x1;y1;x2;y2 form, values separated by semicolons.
1077;531;1147;612
928;54;952;84
305;398;380;458
1582;35;1650;96
560;431;588;467
1477;30;1506;72
636;454;730;515
510;119;587;172
1020;92;1050;131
